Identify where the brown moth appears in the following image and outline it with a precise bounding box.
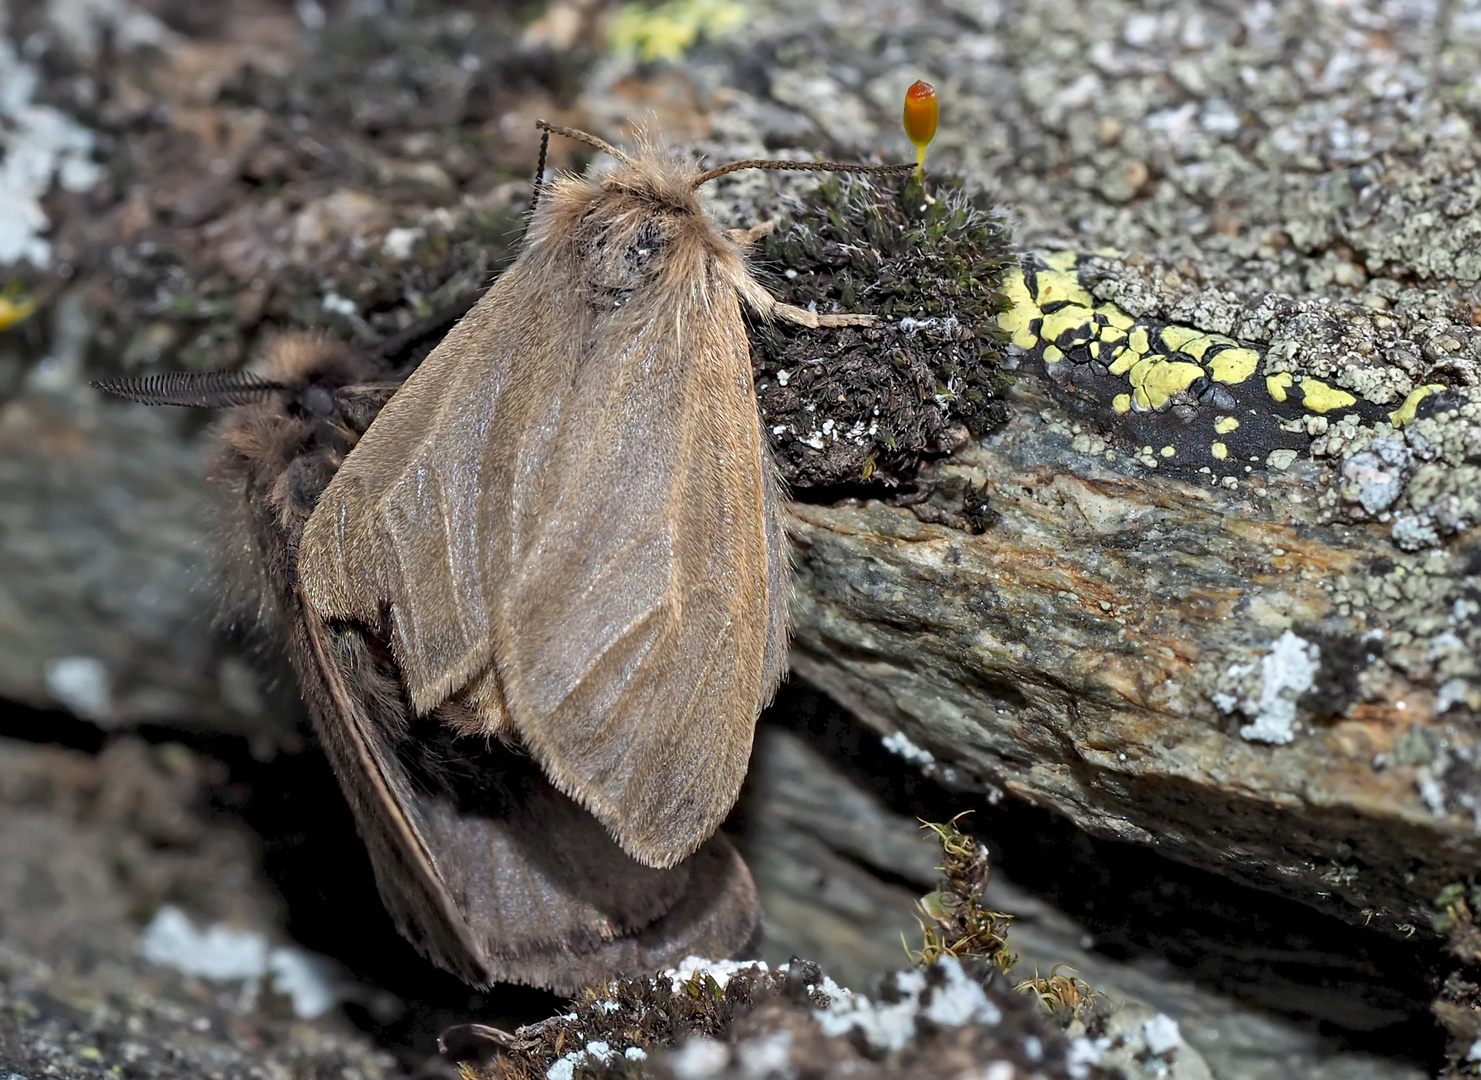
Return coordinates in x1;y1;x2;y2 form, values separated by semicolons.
296;122;913;870
100;331;762;991
96;122;912;989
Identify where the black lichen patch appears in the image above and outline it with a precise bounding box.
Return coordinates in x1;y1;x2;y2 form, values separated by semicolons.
1003;252;1396;481
748;176;1014;490
1293;625;1385;721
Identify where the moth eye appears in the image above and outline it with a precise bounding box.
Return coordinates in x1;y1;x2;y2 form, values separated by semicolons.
304;385;337;416
289;383;338;420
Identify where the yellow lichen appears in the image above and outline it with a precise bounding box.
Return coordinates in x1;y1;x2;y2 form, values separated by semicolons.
1298;377;1358;413
606;0;745;61
1034;269;1094;309
1207;347;1259;385
1389;383;1447;428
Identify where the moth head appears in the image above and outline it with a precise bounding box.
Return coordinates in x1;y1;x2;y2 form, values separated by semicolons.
531;121;916;300
533;119;916;205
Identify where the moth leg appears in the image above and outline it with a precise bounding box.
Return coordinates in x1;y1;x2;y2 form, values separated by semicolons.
458;663;519;740
733;263;879;328
772;303;877;329
725;220;776;248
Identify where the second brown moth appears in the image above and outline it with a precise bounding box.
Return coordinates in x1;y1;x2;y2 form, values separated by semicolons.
99;122;913;990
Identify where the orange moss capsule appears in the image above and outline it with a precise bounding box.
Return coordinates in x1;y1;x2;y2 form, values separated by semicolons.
903;79;938;176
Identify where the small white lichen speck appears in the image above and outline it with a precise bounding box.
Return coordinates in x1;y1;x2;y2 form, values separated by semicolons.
663;955;768;991
138;905;340;1019
882;730;935;765
812;957;998;1053
1141;1013;1183;1057
668;1037;730;1080
812;973;922;1053
380;226;424;260
920;955;1002;1028
44;655;111;720
734;1030;793;1078
546;1050;585;1080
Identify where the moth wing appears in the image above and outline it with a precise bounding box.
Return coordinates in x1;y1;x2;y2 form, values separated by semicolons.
294;603;491;982
221;326;761;991
495;273;785;867
298;264;586;713
413;749;760;991
299;220;786;868
298;608;760;991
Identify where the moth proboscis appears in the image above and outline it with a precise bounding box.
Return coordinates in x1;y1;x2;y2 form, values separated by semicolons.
96;122;914;991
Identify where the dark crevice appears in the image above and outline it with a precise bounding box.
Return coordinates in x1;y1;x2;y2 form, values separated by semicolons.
0;683;1452;1072
764;680;1449;1072
0;697;560;1072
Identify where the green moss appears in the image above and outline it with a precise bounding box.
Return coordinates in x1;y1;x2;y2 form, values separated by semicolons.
909;814;1101;1024
750;174;1015;489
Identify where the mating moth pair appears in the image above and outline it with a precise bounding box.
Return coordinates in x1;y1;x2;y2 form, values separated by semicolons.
100;118;920;990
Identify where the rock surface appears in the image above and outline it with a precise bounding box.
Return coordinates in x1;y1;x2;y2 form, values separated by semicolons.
0;734;396;1079
1;0;1474;936
0;0;1478;1074
735;712;1430;1080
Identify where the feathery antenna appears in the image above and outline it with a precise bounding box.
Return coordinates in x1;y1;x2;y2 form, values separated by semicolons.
531;125;551;212
92;369;287;408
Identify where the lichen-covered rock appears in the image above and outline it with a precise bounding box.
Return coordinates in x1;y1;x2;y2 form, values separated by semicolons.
0;4;1478;1071
461;956;1108;1080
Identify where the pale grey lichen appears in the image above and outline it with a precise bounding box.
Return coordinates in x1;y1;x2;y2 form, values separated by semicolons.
666;1038;731;1080
810;957;1002;1053
1339;437;1410;515
1140;1013;1182;1058
881;730;936;765
0;35;104;267
138;905;342;1019
1215;631;1323;745
662;956;770;992
43;655;111;721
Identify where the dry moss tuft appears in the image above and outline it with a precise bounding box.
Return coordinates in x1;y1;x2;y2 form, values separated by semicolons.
1432;882;1481;1077
907;815;1016;974
907;815;1101;1026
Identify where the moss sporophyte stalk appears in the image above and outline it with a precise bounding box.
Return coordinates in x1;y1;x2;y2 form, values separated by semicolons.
903;80;939;178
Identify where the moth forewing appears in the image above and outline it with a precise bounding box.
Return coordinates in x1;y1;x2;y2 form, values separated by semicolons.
298;133;911;871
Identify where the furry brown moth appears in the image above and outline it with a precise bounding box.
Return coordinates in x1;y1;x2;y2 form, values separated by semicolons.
97;121;913;990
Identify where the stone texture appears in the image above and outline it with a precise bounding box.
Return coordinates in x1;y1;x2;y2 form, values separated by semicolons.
0;735;396;1079
736;718;1429;1080
0;0;1478;1071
